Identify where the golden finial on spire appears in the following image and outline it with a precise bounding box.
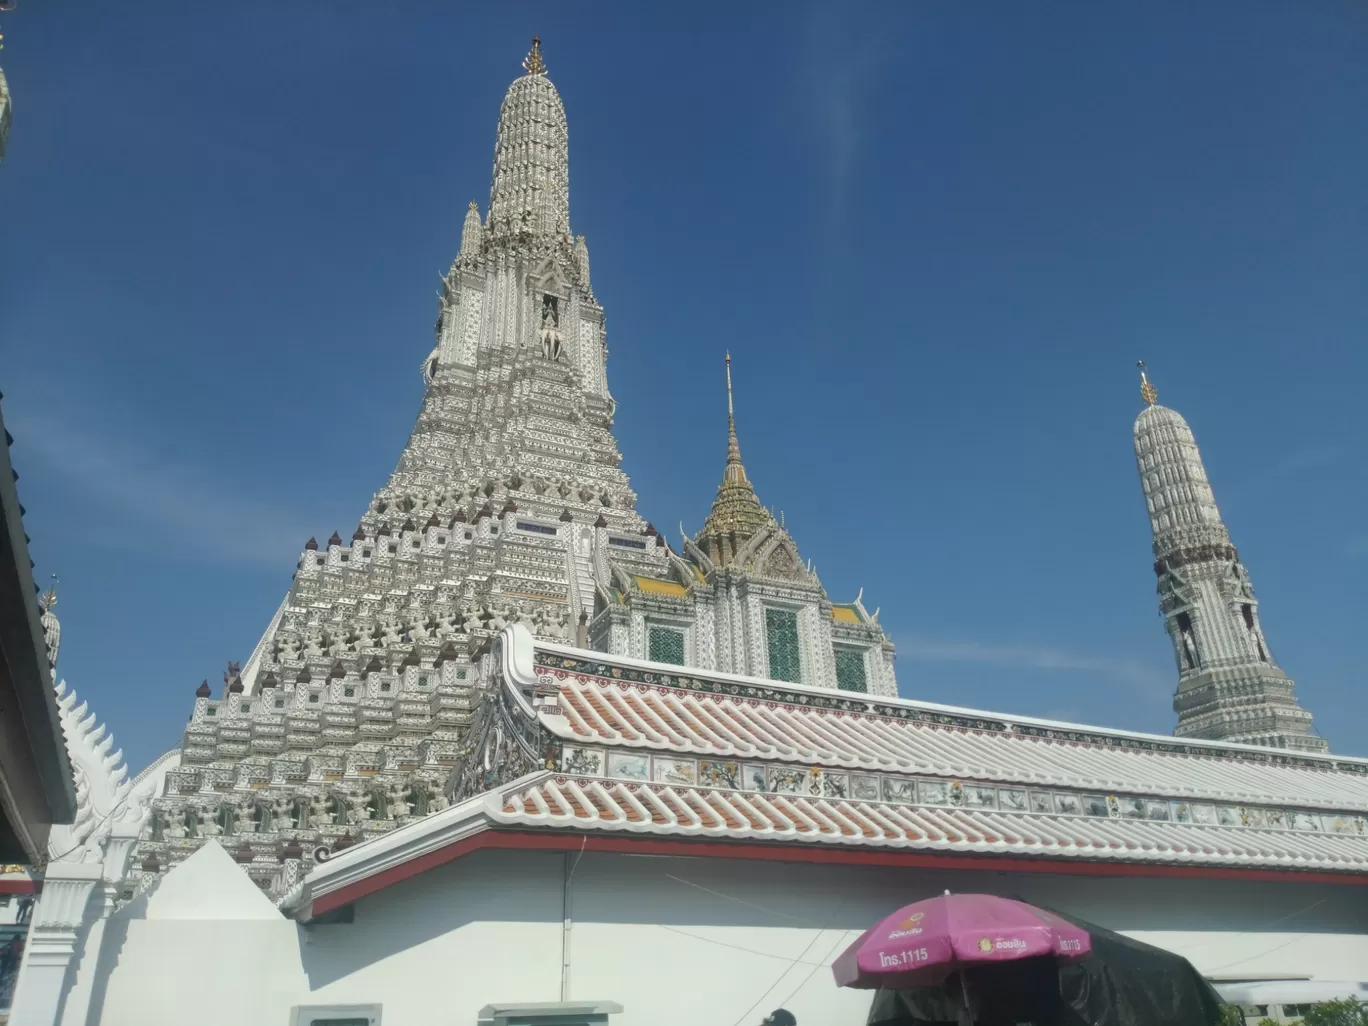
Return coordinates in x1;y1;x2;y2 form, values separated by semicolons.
522;36;547;76
725;351;734;418
1138;360;1158;406
724;352;744;476
40;574;58;613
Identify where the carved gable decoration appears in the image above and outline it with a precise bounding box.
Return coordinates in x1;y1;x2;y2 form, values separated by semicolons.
531;254;570;296
747;535;807;583
765;546;797;577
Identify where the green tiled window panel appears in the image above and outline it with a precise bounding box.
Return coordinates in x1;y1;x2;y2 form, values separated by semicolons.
765;608;802;683
648;626;685;666
834;647;868;693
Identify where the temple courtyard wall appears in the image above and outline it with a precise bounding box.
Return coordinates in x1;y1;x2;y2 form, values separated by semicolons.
69;844;1368;1026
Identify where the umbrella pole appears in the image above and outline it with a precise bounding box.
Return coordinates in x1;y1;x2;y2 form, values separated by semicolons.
957;971;975;1026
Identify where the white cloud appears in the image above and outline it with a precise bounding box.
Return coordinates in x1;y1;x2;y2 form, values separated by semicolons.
10;414;326;570
893;634;1170;702
1269;443;1343;477
802;7;901;216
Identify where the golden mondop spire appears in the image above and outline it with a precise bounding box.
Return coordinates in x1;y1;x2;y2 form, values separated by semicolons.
697;355;774;564
1138;360;1158;406
522;36;547;76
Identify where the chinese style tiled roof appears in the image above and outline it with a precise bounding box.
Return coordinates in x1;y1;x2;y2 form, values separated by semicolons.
282;625;1368;920
532;647;1368;813
489;774;1368;873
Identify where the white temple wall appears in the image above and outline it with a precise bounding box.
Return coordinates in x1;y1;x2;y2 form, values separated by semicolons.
81;848;1368;1026
90;920;304;1026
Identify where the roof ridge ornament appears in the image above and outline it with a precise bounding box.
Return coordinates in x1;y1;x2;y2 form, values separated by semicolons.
522;36;547;76
1138;360;1158;406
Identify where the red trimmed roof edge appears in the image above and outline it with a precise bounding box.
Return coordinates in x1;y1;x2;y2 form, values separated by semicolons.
300;823;1368;922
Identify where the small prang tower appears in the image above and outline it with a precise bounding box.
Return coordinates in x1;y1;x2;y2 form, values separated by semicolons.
1132;363;1326;752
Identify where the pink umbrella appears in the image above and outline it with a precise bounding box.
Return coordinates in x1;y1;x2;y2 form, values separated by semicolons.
832;892;1092;990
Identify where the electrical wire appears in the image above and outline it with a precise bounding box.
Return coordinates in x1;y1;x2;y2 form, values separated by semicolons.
775;927;860;1009
666;873;815;925
654;925;832;966
1201;897;1329;974
729;925;833;1026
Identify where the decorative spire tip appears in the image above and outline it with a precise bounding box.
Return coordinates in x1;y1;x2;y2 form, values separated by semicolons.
522;36;547;76
725;352;734;418
723;352;745;476
1138;360;1158;406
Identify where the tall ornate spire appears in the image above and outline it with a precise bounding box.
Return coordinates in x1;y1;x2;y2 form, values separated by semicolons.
574;234;591;290
457;200;483;263
697;355;774;566
489;37;569;237
1133;368;1326;752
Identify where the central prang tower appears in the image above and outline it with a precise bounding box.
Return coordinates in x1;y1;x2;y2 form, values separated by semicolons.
1132;364;1326;752
138;42;897;897
245;38;669;698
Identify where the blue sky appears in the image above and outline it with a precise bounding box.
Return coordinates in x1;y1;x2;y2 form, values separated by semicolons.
1;2;1364;770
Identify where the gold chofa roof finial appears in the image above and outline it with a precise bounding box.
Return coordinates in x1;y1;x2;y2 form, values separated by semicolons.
1138;360;1158;406
523;36;547;76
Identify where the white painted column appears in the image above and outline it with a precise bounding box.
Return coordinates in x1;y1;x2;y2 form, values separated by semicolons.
9;862;102;1026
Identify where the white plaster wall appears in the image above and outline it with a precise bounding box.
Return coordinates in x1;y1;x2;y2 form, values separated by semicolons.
84;849;1368;1026
300;850;565;1023
307;854;1368;1026
91;920;305;1026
